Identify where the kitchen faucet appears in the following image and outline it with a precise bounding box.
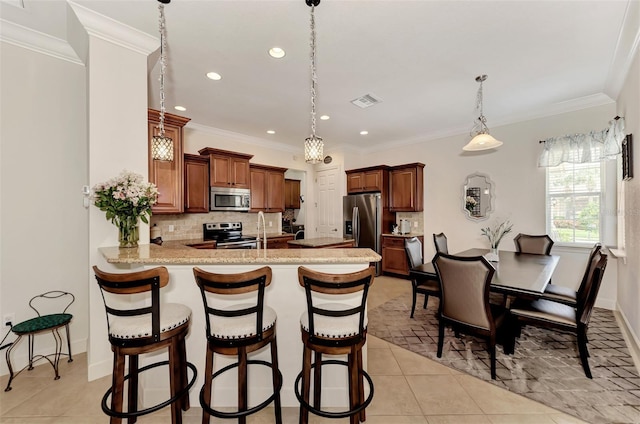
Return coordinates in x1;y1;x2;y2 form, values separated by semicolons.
256;211;267;250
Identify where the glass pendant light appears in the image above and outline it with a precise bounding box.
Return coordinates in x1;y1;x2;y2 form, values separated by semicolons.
304;0;324;164
463;75;503;152
151;0;174;161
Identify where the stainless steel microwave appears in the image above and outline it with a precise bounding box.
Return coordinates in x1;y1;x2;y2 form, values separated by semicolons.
210;187;251;211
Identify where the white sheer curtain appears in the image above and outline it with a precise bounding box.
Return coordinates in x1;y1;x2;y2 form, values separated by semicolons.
538;117;626;167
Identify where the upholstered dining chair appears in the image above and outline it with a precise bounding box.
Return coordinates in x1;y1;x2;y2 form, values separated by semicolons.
405;237;440;318
432;253;510;380
541;243;602;306
513;233;554;255
433;233;449;254
508;250;608;379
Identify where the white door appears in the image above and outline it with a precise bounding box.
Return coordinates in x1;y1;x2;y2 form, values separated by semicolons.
315;166;342;238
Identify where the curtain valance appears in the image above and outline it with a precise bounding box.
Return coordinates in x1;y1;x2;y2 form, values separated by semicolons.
538;117;626;167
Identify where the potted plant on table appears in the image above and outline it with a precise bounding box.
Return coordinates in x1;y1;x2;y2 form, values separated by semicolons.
92;170;159;248
481;219;513;262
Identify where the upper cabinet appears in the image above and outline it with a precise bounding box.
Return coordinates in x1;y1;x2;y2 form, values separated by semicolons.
198;147;253;189
346;166;389;194
250;164;287;212
148;109;191;214
184;154;210;213
285;179;301;209
389;163;424;212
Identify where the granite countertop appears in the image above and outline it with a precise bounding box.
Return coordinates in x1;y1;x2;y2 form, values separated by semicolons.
287;237;355;248
381;233;424;238
99;240;379;265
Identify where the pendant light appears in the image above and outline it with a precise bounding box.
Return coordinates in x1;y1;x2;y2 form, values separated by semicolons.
304;0;324;164
151;0;174;161
463;75;503;152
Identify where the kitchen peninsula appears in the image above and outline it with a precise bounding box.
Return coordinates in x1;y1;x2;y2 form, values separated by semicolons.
97;244;380;408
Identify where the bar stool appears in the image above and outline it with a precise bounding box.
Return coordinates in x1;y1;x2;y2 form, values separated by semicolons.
93;266;197;424
295;266;376;424
193;266;282;424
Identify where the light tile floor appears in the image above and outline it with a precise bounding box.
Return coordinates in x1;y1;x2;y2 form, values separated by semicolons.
0;276;588;423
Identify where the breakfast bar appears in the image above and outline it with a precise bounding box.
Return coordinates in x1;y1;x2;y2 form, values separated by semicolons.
95;244;380;408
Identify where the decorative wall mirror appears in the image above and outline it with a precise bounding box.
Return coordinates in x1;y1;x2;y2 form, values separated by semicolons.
462;172;494;221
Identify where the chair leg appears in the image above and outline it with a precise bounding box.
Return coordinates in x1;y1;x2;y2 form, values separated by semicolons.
348;350;359;424
313;352;322;410
410;286;418;318
300;345;312;424
169;340;182;424
423;294;429;310
357;347;366;423
238;347;248;424
28;334;35;370
65;323;73;362
4;335;21;391
437;321;445;358
201;344;214;424
489;340;497;380
178;334;190;411
111;350;126;424
577;328;592;379
270;338;282;424
127;355;139;424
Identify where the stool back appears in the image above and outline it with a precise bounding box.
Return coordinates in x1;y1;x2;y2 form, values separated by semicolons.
193;266;273;346
28;290;75;317
92;266;169;347
297;266;375;347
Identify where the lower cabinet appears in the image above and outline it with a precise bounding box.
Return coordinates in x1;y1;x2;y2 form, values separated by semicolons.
382;235;424;276
267;234;294;249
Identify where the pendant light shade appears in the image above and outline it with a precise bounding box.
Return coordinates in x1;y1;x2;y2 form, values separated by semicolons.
151;0;174;161
304;0;324;164
463;75;502;152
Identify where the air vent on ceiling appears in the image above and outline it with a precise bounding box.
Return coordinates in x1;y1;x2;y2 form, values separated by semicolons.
350;93;383;109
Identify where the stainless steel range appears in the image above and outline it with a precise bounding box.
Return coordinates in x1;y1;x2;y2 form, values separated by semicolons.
203;222;258;249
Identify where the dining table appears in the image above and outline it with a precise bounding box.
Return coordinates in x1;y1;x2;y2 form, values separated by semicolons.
409;248;560;298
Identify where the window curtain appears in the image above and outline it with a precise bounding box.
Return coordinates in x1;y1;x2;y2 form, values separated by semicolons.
538;117;626;167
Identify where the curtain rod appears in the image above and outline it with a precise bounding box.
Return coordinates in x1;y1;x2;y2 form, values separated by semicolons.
538;116;621;143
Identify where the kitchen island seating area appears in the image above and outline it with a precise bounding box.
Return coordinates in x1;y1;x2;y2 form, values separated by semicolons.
192;266;283;424
92;266;197;424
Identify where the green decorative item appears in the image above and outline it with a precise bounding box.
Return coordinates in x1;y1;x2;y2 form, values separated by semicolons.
92;170;158;248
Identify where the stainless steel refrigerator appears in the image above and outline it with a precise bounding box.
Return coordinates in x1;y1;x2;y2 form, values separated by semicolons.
343;193;382;275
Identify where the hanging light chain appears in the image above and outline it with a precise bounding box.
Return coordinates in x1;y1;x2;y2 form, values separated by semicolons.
158;3;167;136
309;4;317;138
472;75;489;136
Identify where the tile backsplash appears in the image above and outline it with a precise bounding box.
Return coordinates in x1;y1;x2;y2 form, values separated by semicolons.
151;211;282;241
395;212;424;235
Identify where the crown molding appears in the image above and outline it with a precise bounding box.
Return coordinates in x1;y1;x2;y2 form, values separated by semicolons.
0;19;82;64
67;1;158;56
604;0;640;99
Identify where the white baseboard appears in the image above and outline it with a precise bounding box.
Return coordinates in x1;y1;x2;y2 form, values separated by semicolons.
614;304;640;374
88;357;114;381
595;296;616;310
0;338;87;376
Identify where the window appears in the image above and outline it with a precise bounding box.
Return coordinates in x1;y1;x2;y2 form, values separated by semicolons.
546;161;602;245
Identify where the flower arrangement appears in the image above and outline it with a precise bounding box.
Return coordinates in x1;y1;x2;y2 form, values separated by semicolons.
481;219;513;249
465;196;477;211
92;170;159;247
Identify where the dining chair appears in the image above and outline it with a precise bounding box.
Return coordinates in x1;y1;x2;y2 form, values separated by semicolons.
433;233;449;254
513;233;554;255
432;253;510;380
541;243;602;306
508;250;608;378
405;237;440;318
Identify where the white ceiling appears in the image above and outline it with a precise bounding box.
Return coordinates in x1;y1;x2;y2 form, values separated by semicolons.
1;0;637;153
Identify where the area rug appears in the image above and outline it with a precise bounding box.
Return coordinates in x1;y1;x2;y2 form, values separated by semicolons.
368;293;640;424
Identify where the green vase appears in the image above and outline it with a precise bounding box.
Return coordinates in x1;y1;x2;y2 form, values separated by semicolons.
117;216;139;248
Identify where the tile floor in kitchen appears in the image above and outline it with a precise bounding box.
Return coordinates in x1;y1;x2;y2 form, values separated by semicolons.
0;275;587;423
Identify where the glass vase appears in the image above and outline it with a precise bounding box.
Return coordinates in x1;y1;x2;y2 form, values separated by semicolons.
117;216;139;248
486;246;499;262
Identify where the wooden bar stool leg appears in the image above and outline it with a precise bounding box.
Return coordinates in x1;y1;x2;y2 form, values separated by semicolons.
111;350;126;424
313;352;322;410
178;334;190;411
270;338;283;424
169;339;182;424
201;344;214;424
357;347;365;423
127;355;139;424
300;346;312;424
238;347;248;424
348;350;359;424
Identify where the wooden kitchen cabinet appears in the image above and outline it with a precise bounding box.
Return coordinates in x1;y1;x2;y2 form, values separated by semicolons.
346;166;389;194
267;234;294;249
198;147;253;188
184;154;210;213
148;109;191;214
389;163;425;212
382;235;424;276
250;164;287;212
284;179;301;209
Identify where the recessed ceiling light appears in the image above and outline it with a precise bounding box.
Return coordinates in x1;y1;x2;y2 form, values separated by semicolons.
268;47;286;59
320;115;330;120
206;72;222;81
360;131;369;135
174;106;186;111
267;130;276;134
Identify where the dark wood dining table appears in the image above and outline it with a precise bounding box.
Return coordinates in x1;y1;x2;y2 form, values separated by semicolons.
409;248;560;297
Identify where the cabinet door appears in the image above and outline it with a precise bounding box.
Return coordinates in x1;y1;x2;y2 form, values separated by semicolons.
363;170;382;191
184;155;209;213
210;154;232;187
266;171;285;212
250;168;267;210
148;123;184;214
285;179;301;209
231;157;251;188
382;245;410;275
346;172;364;193
390;168;417;211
